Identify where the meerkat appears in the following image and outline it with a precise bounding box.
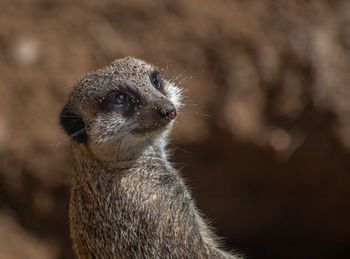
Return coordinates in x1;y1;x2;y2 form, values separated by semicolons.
59;57;241;258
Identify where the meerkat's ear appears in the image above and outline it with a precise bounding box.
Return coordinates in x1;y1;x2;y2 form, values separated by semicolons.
59;104;88;143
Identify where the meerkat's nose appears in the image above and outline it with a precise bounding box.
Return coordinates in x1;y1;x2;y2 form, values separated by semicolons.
154;100;177;121
160;106;176;120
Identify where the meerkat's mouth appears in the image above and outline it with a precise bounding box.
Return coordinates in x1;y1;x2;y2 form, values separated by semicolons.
131;101;176;136
130;123;170;136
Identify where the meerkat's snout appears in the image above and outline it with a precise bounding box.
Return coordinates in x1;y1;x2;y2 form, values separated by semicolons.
134;98;176;136
153;99;177;121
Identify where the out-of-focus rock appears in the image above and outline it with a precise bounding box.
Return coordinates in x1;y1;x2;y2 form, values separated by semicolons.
12;38;40;66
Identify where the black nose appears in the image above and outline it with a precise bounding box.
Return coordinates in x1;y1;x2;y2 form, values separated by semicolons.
154;100;177;121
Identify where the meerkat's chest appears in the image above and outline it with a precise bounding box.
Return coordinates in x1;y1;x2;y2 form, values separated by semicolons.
73;168;189;221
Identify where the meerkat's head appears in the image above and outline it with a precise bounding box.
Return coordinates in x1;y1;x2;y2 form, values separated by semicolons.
59;57;182;162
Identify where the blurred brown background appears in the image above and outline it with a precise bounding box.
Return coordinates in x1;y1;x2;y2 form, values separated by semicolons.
1;0;350;258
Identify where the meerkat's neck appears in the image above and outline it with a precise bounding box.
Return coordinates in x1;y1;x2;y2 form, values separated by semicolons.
69;141;235;258
73;134;166;168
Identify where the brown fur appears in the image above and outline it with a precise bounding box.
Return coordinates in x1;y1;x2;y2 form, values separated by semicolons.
60;57;241;258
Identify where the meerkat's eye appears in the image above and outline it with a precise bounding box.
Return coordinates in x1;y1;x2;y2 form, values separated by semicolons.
150;71;163;90
100;91;130;112
105;91;127;106
111;93;127;105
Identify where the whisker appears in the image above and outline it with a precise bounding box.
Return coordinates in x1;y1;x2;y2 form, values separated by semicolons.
69;128;86;139
173;65;193;82
164;64;169;77
182;102;199;107
54;128;86;147
177;75;193;86
168;142;190;154
177;109;213;118
177;163;188;171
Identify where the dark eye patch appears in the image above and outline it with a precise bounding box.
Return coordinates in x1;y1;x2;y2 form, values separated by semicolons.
100;90;128;112
99;88;140;117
